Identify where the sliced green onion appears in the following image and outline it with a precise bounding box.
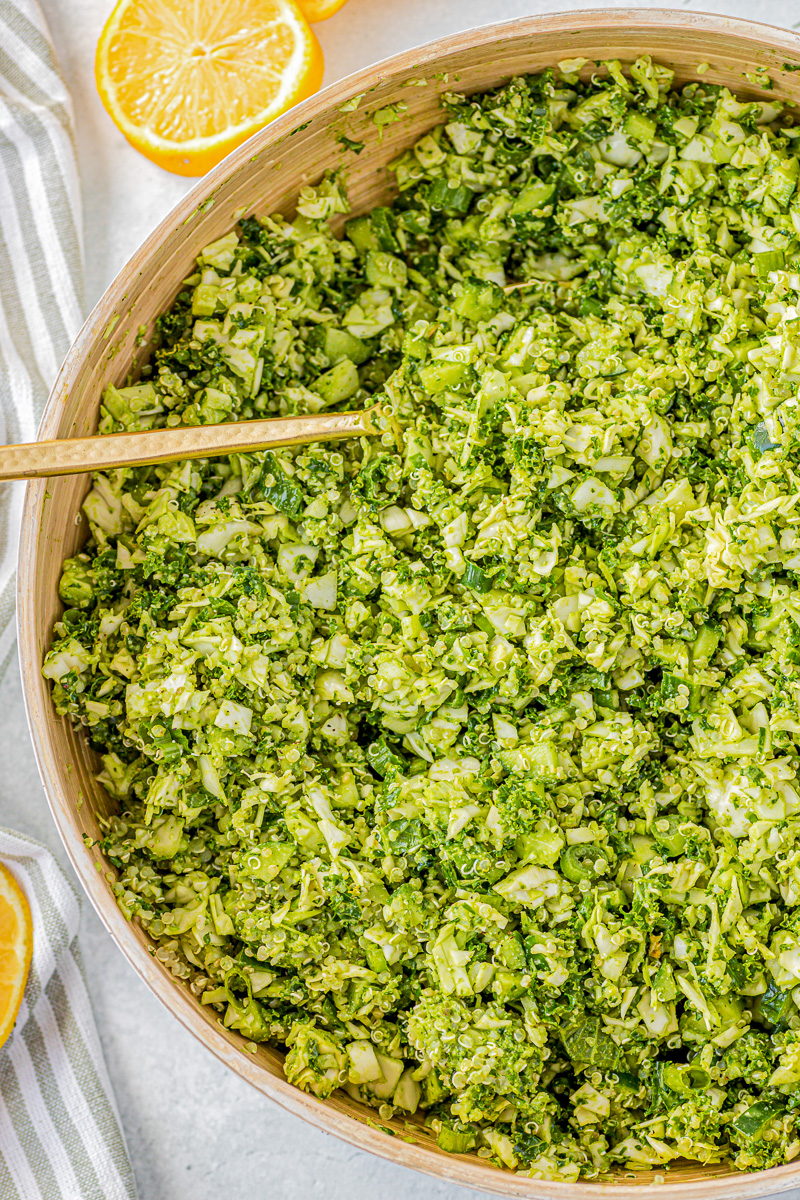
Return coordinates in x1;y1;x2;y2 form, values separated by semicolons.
461;563;491;593
437;1126;476;1153
559;843;610;883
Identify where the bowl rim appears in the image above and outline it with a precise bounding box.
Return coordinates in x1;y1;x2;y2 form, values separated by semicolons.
17;9;800;1197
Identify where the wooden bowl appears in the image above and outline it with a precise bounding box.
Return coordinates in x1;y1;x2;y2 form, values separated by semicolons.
18;10;800;1196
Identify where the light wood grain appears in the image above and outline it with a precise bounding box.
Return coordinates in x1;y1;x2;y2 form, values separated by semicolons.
17;11;800;1197
0;409;378;479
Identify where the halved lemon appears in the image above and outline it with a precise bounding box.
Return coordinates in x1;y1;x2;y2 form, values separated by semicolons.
0;864;32;1052
299;0;349;20
95;0;324;177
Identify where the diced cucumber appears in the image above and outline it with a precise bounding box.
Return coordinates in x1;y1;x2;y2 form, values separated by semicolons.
392;1069;421;1113
402;329;430;360
454;277;504;321
345;215;380;253
315;326;371;365
427;179;473;213
367;1052;404;1099
510;179;556;215
418;359;469;394
496;933;526;970
498;742;560;779
312;359;360;405
692;624;720;663
346;1039;382;1084
624;112;656;144
366;250;408;290
192;283;219;316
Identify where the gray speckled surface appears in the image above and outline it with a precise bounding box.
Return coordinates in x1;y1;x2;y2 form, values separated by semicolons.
10;1;800;1195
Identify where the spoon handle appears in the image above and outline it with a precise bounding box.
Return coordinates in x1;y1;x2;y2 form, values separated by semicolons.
0;407;379;481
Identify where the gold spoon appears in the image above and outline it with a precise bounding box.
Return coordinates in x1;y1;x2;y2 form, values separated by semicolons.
0;407;380;481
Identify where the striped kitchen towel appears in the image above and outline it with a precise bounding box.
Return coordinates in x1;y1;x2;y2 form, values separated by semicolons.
0;830;136;1200
0;0;84;679
0;0;137;1196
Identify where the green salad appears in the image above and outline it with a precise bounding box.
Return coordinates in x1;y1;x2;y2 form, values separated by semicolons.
44;56;800;1179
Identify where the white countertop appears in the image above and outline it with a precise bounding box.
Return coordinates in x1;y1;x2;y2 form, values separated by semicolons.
6;1;800;1196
